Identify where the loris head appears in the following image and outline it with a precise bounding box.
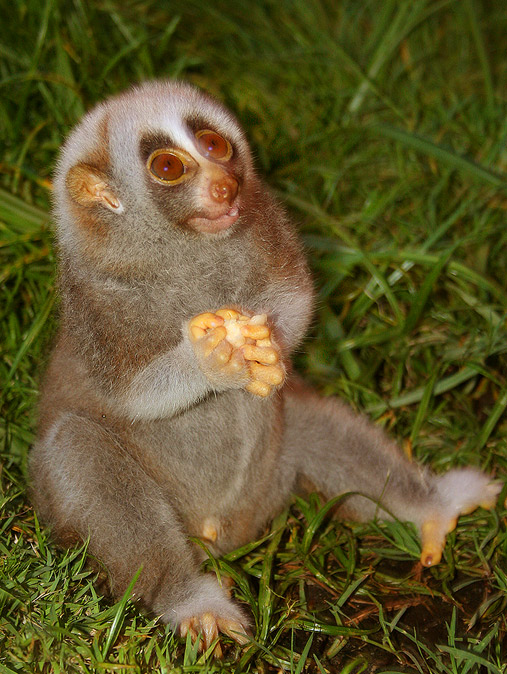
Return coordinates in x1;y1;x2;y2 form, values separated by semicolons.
54;81;258;276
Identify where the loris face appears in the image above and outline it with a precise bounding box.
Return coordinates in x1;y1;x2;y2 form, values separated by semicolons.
139;123;241;234
54;81;257;273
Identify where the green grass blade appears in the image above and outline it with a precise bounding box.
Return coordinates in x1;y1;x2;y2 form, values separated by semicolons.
464;0;495;114
258;509;287;642
4;290;55;383
475;387;507;453
293;632;313;674
402;249;454;335
409;368;439;446
438;645;503;674
370;124;507;190
347;2;420;115
0;189;50;231
101;566;143;660
365;364;484;414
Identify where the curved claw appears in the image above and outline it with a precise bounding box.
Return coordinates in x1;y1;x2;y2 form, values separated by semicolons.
179;612;249;658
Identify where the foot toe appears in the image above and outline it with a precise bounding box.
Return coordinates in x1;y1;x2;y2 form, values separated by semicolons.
420;518;447;567
179;612;249;658
218;617;250;645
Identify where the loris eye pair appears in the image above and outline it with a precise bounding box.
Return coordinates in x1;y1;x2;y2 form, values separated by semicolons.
149;130;232;183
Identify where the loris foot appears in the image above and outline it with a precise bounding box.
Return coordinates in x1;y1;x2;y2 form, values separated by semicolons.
180;612;249;657
419;468;501;567
189;308;285;396
170;576;251;658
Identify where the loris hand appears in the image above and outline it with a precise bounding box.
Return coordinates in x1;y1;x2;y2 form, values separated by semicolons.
188;308;285;396
219;308;285;397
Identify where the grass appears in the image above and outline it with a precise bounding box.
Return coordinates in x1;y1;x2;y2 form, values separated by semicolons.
1;0;507;671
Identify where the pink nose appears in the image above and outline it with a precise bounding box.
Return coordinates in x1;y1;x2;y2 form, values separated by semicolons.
209;175;239;205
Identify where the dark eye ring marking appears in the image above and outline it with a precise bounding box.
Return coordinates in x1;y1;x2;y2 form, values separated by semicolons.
195;130;233;161
147;148;196;184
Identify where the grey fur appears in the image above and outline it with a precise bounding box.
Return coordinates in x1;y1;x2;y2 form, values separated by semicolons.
30;80;500;647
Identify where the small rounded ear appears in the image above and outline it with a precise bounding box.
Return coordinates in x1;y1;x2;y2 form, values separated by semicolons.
66;164;124;213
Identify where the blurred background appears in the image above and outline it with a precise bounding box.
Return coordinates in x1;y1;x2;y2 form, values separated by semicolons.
1;1;507;671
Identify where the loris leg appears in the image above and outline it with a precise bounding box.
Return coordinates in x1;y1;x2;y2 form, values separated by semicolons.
282;378;500;566
30;413;249;654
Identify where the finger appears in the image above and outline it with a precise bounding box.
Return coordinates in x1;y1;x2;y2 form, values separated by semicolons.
248;314;267;326
228;348;247;373
189;312;224;340
190;325;207;341
215;308;241;321
246;380;271;397
249;362;284;386
208;338;233;364
242;344;279;365
202;326;227;356
241;324;270;340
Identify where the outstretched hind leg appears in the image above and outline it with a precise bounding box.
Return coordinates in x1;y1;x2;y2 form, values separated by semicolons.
282;377;500;565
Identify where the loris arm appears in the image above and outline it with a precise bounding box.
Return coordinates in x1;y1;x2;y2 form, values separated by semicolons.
60;161;313;422
64;269;287;420
122;334;217;420
121;283;314;420
120;309;286;420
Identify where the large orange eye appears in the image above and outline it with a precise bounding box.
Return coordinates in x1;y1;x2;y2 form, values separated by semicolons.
196;130;232;161
149;152;186;182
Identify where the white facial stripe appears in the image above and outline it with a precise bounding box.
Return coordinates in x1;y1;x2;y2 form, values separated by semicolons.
158;113;197;156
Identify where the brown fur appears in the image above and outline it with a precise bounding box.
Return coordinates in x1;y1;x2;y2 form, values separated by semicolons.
31;81;499;647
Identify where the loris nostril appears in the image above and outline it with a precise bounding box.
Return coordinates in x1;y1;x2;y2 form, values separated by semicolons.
213;185;228;200
210;176;239;204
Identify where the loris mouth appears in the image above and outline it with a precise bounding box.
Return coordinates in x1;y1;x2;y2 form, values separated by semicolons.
187;205;240;234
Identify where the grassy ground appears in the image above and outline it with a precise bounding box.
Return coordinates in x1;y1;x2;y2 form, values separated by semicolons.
1;0;507;671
